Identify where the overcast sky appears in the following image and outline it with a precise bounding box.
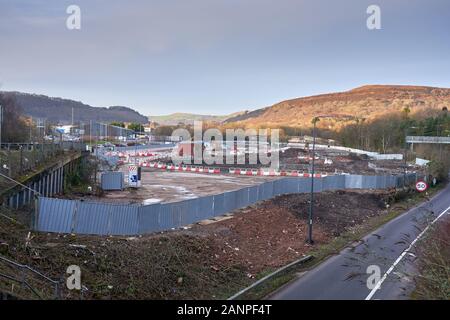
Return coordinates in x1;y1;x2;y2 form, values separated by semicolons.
1;0;449;116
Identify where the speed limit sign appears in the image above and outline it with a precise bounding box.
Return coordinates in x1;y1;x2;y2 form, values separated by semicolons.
415;181;428;192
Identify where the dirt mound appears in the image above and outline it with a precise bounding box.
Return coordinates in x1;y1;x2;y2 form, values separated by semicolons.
276;191;388;236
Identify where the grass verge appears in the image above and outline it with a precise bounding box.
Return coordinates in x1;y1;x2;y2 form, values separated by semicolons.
412;219;450;299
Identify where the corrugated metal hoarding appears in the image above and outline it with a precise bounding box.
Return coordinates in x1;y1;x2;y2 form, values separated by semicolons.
35;173;418;236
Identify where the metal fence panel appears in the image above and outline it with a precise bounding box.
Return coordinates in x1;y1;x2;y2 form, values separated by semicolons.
159;203;180;230
298;178;310;193
236;188;250;209
178;198;199;225
313;178;324;192
337;175;347;190
345;175;363;189
224;190;238;213
74;202;110;235
257;183;266;201
407;173;417;185
37;198;76;233
101;172;124;191
323;175;345;191
213;193;226;216
114;144;176;152
263;181;274;199
273;179;285;196
376;175;385;189
284;178;299;194
362;175;377;189
109;204;139;235
138;203;161;234
198;195;214;220
248;186;258;205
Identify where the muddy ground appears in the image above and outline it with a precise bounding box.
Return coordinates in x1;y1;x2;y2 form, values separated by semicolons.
0;190;393;300
279;147;412;175
92;169;275;204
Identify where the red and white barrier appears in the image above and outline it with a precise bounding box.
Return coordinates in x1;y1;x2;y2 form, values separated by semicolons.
139;162;329;178
228;168;328;178
142;162;222;175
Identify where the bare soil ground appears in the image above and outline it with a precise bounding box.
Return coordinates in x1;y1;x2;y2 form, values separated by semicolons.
279;147;410;174
0;189;393;300
88;169;275;204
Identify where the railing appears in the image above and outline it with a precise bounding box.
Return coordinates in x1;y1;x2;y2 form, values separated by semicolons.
406;136;450;144
0;255;61;300
0;142;85;180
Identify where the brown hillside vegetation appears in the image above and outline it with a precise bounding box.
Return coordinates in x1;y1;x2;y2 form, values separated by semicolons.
225;85;450;129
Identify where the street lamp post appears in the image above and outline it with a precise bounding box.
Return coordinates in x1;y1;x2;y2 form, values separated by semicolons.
404;126;420;187
308;117;320;244
403;126;408;188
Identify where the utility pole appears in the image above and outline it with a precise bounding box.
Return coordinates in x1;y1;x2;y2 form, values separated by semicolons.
403;127;407;188
308;117;320;244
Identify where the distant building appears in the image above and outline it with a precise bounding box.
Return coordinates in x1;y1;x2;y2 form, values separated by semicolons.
55;125;75;134
82;122;134;139
143;123;153;133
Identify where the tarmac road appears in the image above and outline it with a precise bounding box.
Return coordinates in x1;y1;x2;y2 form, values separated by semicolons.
270;183;450;300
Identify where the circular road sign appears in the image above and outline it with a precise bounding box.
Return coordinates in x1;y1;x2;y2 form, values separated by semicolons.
415;181;428;192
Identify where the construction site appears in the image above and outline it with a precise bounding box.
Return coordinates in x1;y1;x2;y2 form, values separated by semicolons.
83;140;427;205
0;131;438;300
2;0;450;306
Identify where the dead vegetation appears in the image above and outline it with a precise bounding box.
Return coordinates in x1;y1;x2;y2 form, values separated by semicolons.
0;189;396;299
414;219;450;300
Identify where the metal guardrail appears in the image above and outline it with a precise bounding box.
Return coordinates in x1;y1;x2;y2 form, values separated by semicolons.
0;255;61;300
406;136;450;144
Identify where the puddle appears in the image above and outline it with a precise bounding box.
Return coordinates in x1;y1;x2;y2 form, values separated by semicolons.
143;198;162;205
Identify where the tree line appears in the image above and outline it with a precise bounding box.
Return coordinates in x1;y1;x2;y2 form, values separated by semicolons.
0;93;30;143
337;107;449;153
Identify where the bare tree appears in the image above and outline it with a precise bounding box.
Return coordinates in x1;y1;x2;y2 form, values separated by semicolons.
0;93;29;142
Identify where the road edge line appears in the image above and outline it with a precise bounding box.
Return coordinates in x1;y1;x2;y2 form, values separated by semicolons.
365;204;450;300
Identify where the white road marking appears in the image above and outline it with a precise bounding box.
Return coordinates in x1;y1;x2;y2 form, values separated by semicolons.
365;204;450;300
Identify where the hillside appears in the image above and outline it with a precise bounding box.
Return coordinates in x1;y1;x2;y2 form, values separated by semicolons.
149;111;245;125
225;85;450;129
1;91;148;124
